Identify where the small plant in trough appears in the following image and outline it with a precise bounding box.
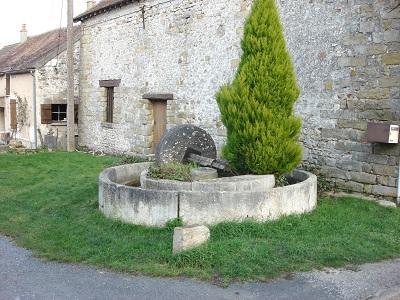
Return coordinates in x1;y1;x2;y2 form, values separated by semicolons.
148;162;196;182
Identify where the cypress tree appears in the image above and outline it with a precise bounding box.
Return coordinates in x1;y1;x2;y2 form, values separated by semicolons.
216;0;302;176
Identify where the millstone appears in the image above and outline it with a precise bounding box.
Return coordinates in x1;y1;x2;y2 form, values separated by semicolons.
155;125;217;165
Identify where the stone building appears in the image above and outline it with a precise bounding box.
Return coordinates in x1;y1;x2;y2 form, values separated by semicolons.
74;0;399;200
0;25;80;149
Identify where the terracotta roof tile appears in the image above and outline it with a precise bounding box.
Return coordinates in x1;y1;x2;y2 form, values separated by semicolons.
0;26;80;74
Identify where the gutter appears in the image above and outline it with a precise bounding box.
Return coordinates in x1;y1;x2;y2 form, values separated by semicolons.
29;69;38;149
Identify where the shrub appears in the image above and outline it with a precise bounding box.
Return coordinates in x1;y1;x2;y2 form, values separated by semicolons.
216;0;303;176
148;163;194;182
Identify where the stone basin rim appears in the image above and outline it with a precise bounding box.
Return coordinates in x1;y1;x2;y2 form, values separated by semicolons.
99;162;318;227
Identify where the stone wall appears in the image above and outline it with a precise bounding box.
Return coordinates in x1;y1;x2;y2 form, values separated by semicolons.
36;41;80;149
78;0;399;200
78;0;251;155
278;0;399;200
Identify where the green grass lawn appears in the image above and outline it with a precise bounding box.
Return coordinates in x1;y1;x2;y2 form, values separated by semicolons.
0;152;399;284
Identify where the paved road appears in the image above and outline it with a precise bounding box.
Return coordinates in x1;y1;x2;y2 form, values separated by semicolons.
1;236;400;300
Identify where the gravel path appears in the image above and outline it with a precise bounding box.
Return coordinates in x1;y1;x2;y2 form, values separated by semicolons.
1;236;399;300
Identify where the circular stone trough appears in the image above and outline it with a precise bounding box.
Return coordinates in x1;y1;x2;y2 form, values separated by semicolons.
99;163;318;227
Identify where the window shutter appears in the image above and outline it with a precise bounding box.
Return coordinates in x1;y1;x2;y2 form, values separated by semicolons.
10;99;17;129
6;74;10;96
74;104;79;124
41;104;52;124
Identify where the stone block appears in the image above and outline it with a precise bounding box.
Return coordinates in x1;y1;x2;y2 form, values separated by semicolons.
321;128;364;142
336;159;363;172
352;153;389;165
191;167;218;181
320;167;349;180
383;30;400;42
359;21;375;33
373;144;400;156
378;76;400;88
371;185;397;197
338;56;366;67
336;179;364;193
376;200;397;208
191;174;275;192
334;141;372;153
349;171;377;184
337;120;367;130
343;34;367;45
358;88;390;99
383;53;400;65
173;225;210;254
372;164;398;177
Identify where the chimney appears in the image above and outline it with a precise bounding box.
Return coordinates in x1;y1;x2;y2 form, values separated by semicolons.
87;0;96;10
20;24;27;44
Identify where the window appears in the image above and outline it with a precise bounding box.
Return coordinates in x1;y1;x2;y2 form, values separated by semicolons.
51;104;67;122
106;87;114;123
99;79;120;124
41;104;78;124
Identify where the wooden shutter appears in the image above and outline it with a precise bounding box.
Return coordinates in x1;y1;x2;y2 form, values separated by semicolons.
10;99;17;129
41;104;52;124
74;104;79;124
106;88;114;123
5;74;10;96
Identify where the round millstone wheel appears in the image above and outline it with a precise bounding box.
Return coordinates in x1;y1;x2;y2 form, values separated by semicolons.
155;124;217;165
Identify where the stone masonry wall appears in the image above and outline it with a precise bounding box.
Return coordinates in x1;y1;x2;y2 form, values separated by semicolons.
78;0;399;200
36;41;80;149
279;0;399;200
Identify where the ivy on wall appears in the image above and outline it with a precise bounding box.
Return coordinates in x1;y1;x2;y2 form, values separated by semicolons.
16;95;28;131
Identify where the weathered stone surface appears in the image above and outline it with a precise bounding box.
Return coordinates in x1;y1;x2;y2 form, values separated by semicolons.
335;179;364;193
383;53;400;65
100;165;314;227
190;167;218;181
349;172;377;185
78;0;399;200
376;200;397;209
155;125;217;165
192;174;275;192
371;185;397;197
141;169;274;192
99;162;179;227
179;170;317;226
173;225;210;254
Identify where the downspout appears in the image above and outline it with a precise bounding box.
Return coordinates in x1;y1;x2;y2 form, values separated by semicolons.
29;69;38;149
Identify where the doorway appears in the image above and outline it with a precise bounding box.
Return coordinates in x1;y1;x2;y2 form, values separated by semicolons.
151;100;167;153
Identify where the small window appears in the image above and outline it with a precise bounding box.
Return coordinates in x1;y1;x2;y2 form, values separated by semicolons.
51;104;67;122
99;79;120;124
106;87;114;123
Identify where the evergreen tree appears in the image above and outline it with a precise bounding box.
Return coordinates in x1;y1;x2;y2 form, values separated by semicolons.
216;0;302;176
